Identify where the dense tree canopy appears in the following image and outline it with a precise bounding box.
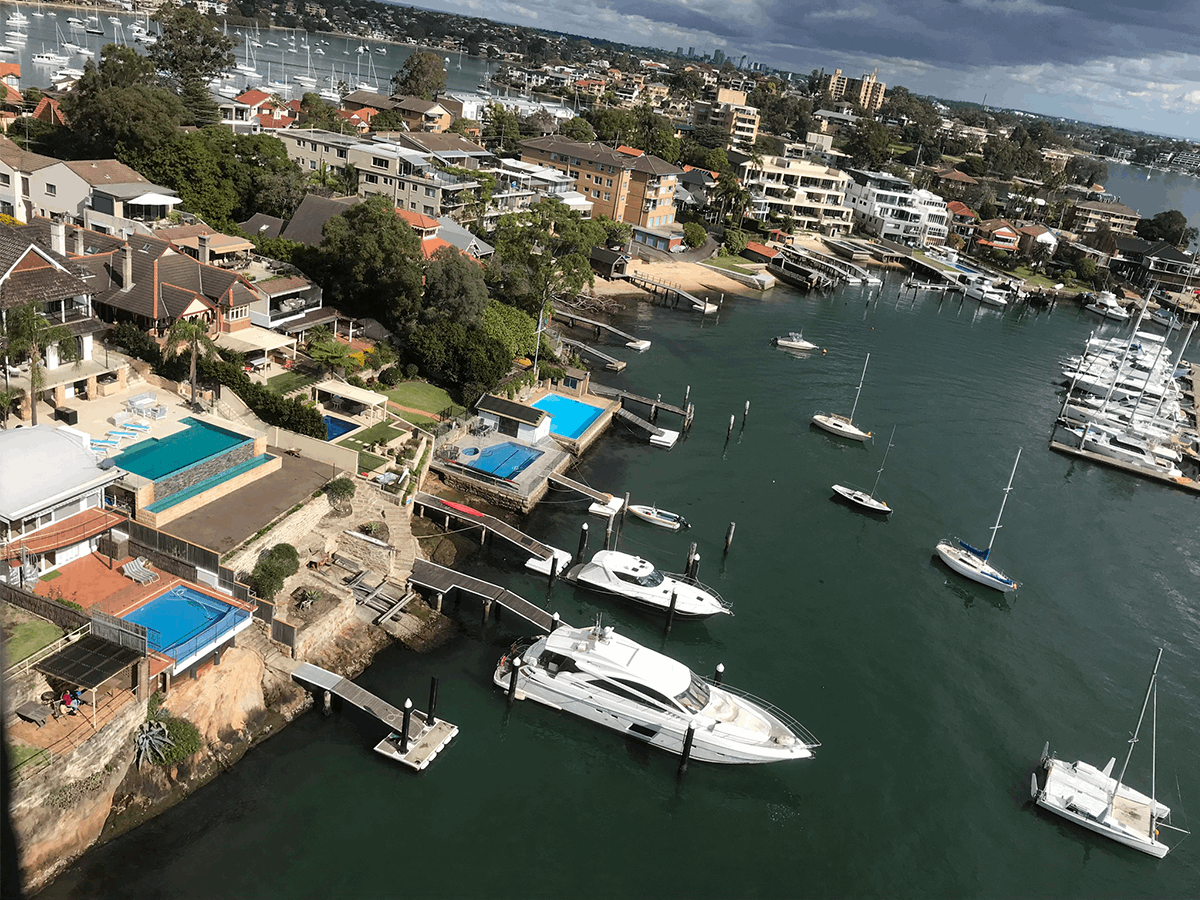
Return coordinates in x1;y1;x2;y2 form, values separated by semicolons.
586;104;679;163
842;120;893;170
559;116;596;142
151;5;234;124
422;245;490;326
1136;210;1199;248
391;50;446;100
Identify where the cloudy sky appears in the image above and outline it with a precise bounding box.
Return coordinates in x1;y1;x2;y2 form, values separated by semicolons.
413;0;1200;138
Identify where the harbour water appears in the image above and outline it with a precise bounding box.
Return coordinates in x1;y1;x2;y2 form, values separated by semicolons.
39;275;1200;898
1100;163;1200;231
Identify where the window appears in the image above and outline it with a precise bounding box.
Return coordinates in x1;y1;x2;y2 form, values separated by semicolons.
604;193;611;201
336;148;347;159
309;160;316;170
425;187;435;197
423;206;434;216
309;142;317;151
0;172;8;186
606;178;612;187
372;157;389;169
363;172;378;184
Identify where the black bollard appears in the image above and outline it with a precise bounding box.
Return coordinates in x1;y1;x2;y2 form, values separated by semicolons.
724;521;736;554
577;522;589;561
678;723;696;777
400;699;413;754
714;663;724;686
743;400;750;423
426;677;439;726
551;612;561;632
507;657;522;707
683;541;697;575
665;590;678;635
548;554;558;588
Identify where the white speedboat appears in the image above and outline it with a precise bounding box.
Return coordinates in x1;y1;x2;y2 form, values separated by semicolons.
627;504;689;531
935;449;1021;593
1033;648;1187;857
832;425;895;515
773;331;817;351
567;549;730;619
494;622;818;764
965;277;1010;307
1085;291;1130;322
813;352;872;441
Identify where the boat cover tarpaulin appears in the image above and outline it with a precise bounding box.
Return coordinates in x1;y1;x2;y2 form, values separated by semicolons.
960;540;989;560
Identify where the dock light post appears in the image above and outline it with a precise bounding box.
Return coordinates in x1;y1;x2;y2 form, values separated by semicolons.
714;663;724;686
507;657;522;707
577;522;589;561
400;699;413;754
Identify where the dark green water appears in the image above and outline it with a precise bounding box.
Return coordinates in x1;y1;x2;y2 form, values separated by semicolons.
41;277;1200;899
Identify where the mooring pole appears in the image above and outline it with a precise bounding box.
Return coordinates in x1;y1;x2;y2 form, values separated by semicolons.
688;552;701;582
678;723;696;777
726;414;735;439
400;699;413;754
684;541;696;575
621;492;630;526
577;522;589;561
322;690;331;716
426;677;439;726
743;400;750;424
551;612;561;632
548;554;558;588
665;589;678;635
507;657;522;707
724;522;736;554
714;663;724;686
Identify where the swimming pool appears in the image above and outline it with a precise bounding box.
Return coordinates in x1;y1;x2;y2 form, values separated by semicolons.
467;442;544;479
114;418;249;481
531;394;605;439
323;415;359;441
124;585;250;662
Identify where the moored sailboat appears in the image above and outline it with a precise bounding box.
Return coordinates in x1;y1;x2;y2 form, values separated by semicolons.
813;352;872;441
832;424;895;514
935;448;1021;592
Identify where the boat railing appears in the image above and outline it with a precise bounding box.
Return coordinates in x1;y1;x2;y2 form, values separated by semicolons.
665;573;730;612
703;680;821;749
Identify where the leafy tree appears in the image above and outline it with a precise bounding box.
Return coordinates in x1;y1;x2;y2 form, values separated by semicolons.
369;109;409;131
559;116;596;142
1065;156;1108;187
842;120;892;170
0;385;22;429
311;195;424;328
1136;210;1199;248
594;215;632;249
391;50;446;100
5;302;77;426
667;69;704;100
307;338;356;376
958;154;988;177
164;318;218;407
325;476;356;505
422;245;489;326
683;222;707;248
480;300;537;359
448;117;480;137
150;5;234;124
723;228;748;255
406;319;509;405
248;543;298;601
483;102;521;152
298;93;351;132
1077;256;1098;281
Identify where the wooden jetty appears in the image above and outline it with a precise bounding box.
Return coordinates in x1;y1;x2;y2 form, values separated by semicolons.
903;279;963;294
589;383;695;432
559;336;627;372
547;472;624;515
409;558;564;631
1048;438;1200;494
614;407;679;448
553;306;651;351
413;491;571;575
623;272;718;313
292;662;458;771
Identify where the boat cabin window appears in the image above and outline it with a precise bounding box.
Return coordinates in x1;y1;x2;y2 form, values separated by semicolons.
589;680;659;709
539;651;576;676
615;679;679;711
674;673;711;714
615;568;664;588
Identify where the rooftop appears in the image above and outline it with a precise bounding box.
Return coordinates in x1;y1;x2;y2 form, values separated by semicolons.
0;426;123;522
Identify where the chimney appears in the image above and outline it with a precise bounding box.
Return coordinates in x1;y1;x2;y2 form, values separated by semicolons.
50;216;66;256
73;225;85;256
197;233;211;265
121;245;132;292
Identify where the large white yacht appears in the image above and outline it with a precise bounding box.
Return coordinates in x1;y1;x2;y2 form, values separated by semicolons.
494;622;818;764
568;549;731;619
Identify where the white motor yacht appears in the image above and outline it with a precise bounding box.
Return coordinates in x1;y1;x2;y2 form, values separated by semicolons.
965;277;1009;307
494;622;818;764
1077;423;1183;477
1085;291;1130;322
567;549;730;619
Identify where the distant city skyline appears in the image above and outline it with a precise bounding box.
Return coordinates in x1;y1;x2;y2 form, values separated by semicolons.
407;0;1200;139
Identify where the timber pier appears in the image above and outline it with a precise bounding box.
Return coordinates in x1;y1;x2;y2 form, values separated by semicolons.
590;383;695;432
559;336;627;372
622;272;718;313
553;305;651;351
408;558;564;631
413;491;572;575
292;663;458;771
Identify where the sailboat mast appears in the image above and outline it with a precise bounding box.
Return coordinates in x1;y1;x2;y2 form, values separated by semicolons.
1130;328;1170;418
987;447;1021;552
849;352;869;422
1100;302;1148;409
1113;646;1164;801
1151;675;1157;819
871;425;895;497
1156;321;1197;419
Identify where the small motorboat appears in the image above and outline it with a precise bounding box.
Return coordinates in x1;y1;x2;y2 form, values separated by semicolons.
773;331;817;351
628;504;689;531
1084;291;1130;322
566;549;730;619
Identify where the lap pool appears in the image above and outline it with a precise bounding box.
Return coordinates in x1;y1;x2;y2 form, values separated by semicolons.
531;394;604;439
467;442;544;479
323;415;359;441
124;585;251;665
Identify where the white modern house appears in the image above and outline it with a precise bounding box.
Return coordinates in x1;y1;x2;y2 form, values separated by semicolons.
845;169;948;246
728;151;852;234
476;395;552;443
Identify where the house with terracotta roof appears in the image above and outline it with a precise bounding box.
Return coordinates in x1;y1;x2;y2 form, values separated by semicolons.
931;168;978;199
0;62;21;107
31;96;66;127
975;218;1020;252
390;96;453;133
336;107;378;133
396;207;454;259
945;200;978;241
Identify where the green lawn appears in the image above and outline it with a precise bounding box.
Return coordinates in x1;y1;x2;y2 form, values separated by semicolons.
337;421;404;450
703;256;756;273
1;605;63;664
1010;266;1087;293
380;382;464;417
266;370;317;396
356;451;388;472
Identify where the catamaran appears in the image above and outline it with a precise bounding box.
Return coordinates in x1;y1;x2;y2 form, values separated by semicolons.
812;352;872;441
935;448;1021;592
832;424;894;514
1033;647;1188;857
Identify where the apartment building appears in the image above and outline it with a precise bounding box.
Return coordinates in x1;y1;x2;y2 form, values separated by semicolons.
819;68;887;113
1067;200;1141;237
845;169;948;246
728;151;851;235
277;129;481;219
693;88;760;148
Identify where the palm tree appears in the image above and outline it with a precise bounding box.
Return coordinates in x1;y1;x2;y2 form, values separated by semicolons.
0;385;22;429
164;318;218;408
5;301;76;426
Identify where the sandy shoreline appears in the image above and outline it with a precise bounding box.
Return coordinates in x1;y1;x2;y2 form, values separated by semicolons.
590;258;762;298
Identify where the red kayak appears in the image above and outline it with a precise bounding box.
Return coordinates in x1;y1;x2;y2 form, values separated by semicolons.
443;500;485;518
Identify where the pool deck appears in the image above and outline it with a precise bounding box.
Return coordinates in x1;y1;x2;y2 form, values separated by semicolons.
36;552;182;618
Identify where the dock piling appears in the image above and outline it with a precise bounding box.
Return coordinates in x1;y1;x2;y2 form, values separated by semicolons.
684;541;697;575
577;523;589;561
743;401;750;424
622;492;630;526
507;657;522;707
548;554;558;587
434;591;443;613
724;521;736;554
678;723;696;777
684;384;690;407
322;689;331;717
727;414;735;438
427;677;439;726
688;552;701;582
400;699;413;754
714;663;724;686
551;612;561;632
665;590;678;635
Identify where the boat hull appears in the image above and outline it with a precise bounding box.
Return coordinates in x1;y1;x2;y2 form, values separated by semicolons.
812;413;870;441
628;505;685;531
831;483;891;514
935;540;1016;592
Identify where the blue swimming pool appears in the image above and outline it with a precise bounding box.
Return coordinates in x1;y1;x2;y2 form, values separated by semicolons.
114;418;250;481
323;415;359;441
124;585;250;662
467;441;544;480
531;394;605;439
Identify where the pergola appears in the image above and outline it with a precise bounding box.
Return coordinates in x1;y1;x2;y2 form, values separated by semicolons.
312;379;388;419
215;326;298;367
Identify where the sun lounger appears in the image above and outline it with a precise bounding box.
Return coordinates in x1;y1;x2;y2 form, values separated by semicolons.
125;422;151;432
121;557;159;586
108;430;138;439
92;438;119;447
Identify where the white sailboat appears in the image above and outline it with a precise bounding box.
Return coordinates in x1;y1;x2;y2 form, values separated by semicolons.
935;448;1021;592
812;352;872;441
1033;647;1188;857
832;425;894;514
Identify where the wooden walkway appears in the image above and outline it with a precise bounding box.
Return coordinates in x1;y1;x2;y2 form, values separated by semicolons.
409;558;563;631
292;662;458;771
590;383;689;419
547;472;613;503
623;272;716;313
614;406;665;436
414;492;553;560
1049;439;1200;493
559;337;627;371
553;306;650;350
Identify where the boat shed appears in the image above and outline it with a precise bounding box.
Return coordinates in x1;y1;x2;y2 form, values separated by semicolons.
589;247;630;280
476;395;551;442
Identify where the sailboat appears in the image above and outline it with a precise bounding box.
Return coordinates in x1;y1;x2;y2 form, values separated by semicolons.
832;425;895;514
934;448;1021;592
812;352;872;441
1033;648;1188;857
